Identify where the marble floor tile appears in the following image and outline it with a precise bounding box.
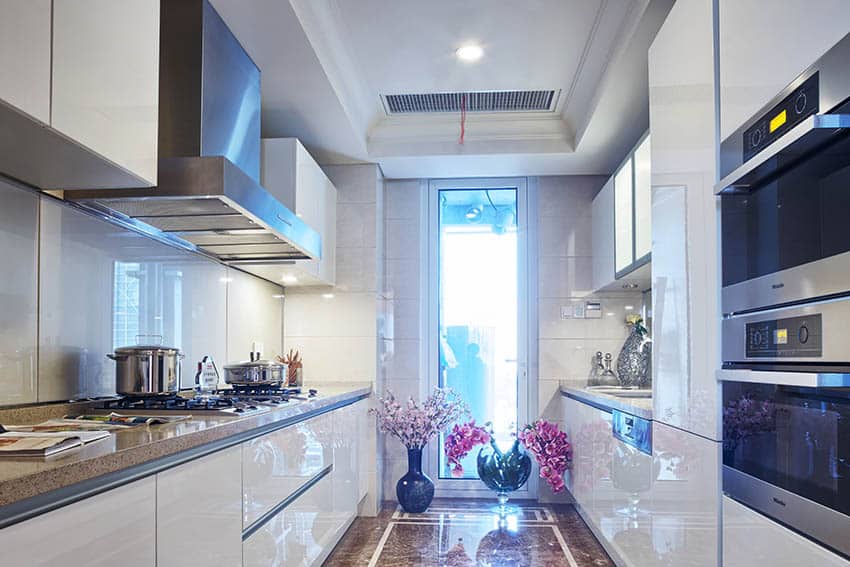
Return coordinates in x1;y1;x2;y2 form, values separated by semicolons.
325;499;613;566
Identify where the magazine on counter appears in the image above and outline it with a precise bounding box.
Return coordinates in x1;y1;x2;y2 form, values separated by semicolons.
61;413;192;426
0;429;111;458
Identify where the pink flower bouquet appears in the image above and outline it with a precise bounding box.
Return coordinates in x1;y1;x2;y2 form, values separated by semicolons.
369;388;469;449
444;420;491;477
518;420;572;493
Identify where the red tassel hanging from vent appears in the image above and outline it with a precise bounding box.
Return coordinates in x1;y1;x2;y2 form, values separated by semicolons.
458;94;467;144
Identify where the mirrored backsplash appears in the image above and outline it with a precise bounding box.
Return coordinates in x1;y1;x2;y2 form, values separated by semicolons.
0;176;283;406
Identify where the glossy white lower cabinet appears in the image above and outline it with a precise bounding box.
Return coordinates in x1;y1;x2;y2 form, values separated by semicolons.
562;395;613;516
0;476;155;566
157;446;243;567
333;401;361;517
243;412;333;527
723;496;849;566
355;399;371;502
243;474;348;567
563;396;723;567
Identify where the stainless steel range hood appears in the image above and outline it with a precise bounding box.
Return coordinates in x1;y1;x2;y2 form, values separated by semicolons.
67;0;321;263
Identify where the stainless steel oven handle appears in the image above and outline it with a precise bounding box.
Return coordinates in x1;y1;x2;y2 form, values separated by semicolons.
715;113;850;194
717;368;850;387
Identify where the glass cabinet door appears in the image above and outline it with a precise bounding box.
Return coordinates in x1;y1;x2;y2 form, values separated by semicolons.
614;159;634;273
634;136;652;260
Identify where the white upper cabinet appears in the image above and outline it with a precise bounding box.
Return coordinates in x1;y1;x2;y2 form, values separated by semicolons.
261;138;337;286
0;0;158;190
719;1;850;141
592;133;652;292
648;0;721;441
51;0;159;186
0;1;51;124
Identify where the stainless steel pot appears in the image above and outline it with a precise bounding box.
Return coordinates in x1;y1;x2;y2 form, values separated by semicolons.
223;352;287;385
107;341;184;395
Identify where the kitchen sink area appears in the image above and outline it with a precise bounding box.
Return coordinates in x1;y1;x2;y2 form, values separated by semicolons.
586;387;652;399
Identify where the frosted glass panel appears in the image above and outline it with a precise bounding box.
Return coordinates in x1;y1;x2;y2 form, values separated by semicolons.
634;137;652;259
0;179;38;405
614;160;634;272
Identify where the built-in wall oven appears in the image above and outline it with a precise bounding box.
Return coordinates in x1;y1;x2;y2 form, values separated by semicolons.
717;32;850;558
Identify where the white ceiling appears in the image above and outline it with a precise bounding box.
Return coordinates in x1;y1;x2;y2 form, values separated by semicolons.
210;0;673;178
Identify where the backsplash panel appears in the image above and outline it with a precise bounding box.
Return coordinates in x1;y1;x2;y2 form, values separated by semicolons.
0;179;38;405
0;175;282;405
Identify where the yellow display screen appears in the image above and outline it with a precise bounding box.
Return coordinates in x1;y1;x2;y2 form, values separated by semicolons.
774;328;788;345
769;110;787;133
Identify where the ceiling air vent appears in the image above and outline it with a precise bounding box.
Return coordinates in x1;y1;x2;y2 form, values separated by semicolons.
382;90;559;115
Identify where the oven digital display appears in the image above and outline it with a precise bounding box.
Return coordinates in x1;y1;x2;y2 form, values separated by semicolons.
745;314;822;357
742;72;819;162
769;109;787;133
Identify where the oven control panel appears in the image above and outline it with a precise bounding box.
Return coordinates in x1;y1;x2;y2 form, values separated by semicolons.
742;72;819;163
745;314;822;358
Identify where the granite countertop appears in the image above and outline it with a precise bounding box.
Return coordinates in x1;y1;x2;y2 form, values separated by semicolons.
560;382;653;420
0;382;371;522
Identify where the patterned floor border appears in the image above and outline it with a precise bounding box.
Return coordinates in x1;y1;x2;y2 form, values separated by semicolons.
391;505;557;523
367;506;579;567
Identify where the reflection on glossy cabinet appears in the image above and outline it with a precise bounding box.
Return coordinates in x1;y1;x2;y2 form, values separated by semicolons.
242;412;333;527
51;0;159;185
0;477;155;566
585;408;615;528
157;446;242;567
243;474;344;567
723;496;849;567
562;396;613;516
0;0;51;123
643;421;721;566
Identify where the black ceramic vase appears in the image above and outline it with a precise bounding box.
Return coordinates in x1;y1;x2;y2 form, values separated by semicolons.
396;447;435;513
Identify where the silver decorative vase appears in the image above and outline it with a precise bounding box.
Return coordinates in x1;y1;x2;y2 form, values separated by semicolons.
616;323;651;388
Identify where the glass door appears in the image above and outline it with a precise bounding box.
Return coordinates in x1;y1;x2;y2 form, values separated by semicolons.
426;178;530;496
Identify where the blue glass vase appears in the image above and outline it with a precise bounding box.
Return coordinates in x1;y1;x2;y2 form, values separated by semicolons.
396;447;435;513
477;439;532;517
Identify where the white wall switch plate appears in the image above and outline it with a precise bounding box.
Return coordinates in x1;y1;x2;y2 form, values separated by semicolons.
560;305;572;320
585;301;602;319
571;303;586;319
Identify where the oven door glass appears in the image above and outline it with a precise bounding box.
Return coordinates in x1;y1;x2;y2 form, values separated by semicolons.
721;130;850;287
723;381;850;515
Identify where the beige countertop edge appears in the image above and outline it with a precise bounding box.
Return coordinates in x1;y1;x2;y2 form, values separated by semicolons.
0;384;372;517
559;382;653;420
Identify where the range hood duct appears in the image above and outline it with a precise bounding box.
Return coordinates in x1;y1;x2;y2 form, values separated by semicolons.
68;0;321;263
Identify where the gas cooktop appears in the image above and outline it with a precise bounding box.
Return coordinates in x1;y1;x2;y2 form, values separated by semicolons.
96;388;317;418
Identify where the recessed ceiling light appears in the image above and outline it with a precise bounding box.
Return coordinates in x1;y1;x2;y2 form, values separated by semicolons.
322;293;335;299
281;275;298;284
456;44;484;62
